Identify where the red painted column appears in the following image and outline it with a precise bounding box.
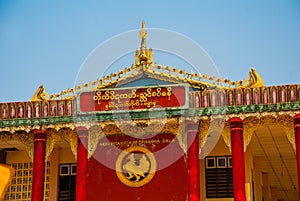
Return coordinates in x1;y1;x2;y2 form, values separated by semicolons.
187;121;200;201
294;114;300;201
76;127;88;201
229;117;246;201
31;129;47;201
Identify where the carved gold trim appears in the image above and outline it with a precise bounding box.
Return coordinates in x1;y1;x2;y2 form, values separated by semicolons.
0;111;298;159
199;119;210;149
222;113;299;152
98;118;181;136
45;129;61;160
221;121;231;151
176;122;187;153
59;128;77;158
88;125;105;158
14;131;34;159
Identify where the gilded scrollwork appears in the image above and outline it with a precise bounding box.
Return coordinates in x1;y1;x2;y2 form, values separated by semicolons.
99;118;180;137
222;113;299;152
242;117;257;151
0;130;35;159
59;128;77;158
114;119;152;137
45;129;61;160
88;125;105;158
161;118;180;135
208;118;226;147
199;119;210;148
221;121;231;151
0;109;299;160
276;114;295;149
244;114;296;150
0;131;13;142
176;122;187;153
100;122;121;135
14;131;35;159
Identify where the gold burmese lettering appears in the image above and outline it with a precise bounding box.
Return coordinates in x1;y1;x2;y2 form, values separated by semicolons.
105;100;142;110
93;87;172;106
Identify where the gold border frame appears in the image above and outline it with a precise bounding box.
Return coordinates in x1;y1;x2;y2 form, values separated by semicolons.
115;146;156;187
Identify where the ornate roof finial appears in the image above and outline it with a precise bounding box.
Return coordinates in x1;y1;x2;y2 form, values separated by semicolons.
135;20;153;65
139;20;147;49
139;20;148;63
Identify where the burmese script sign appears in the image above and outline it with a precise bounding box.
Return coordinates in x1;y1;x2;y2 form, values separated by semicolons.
78;85;188;113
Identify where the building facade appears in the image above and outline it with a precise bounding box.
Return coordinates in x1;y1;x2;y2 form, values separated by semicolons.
0;22;300;201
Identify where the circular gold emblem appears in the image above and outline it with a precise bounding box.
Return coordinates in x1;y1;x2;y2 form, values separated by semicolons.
116;146;156;187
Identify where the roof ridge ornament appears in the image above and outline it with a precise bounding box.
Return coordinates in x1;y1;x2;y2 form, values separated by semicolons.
135;20;153;65
30;21;264;101
139;20;147;52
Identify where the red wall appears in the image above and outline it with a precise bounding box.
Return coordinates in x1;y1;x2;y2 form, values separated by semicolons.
86;134;188;201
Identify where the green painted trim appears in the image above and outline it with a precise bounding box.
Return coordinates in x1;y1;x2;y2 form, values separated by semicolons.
0;102;299;128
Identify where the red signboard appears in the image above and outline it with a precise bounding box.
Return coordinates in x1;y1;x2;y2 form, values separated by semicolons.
78;85;188;113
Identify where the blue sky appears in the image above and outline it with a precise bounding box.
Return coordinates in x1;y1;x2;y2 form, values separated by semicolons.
0;0;299;102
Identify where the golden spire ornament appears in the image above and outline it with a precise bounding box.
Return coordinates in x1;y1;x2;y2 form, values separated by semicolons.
135;21;153;65
139;20;148;63
139;20;147;50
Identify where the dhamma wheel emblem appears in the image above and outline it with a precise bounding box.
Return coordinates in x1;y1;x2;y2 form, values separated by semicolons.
116;146;156;187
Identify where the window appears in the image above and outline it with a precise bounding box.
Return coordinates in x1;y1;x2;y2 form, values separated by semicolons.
205;156;233;198
205;157;216;168
58;164;76;201
60;165;70;176
217;157;226;168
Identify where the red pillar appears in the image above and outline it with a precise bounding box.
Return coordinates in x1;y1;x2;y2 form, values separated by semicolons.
31;129;47;201
294;114;300;201
229;117;246;201
187;121;200;201
76;127;88;201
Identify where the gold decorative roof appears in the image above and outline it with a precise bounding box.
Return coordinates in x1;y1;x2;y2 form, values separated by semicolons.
32;21;264;101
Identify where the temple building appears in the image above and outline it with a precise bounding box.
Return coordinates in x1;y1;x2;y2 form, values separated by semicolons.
0;22;299;201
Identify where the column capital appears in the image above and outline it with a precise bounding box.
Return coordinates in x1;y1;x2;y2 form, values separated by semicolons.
229;117;243;131
294;114;300;127
76;126;88;138
76;126;88;131
34;129;47;134
229;117;243;123
186;119;200;132
34;129;47;140
294;114;300;119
